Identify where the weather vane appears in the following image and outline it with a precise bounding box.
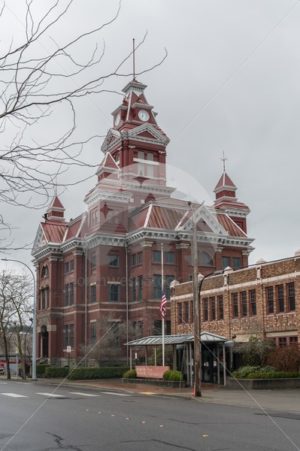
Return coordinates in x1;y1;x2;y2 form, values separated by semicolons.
221;150;227;173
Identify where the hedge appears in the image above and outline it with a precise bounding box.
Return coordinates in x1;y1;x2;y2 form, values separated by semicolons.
67;367;129;380
45;367;69;378
232;366;300;379
36;364;50;377
163;370;183;382
123;369;137;379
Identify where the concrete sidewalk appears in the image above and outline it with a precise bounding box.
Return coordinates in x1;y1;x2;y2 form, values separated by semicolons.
33;378;300;413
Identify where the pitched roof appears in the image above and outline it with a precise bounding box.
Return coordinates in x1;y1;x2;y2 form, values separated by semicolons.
214;172;237;192
49;196;64;210
41;221;67;243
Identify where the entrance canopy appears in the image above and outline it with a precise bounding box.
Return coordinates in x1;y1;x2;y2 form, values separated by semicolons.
126;332;227;347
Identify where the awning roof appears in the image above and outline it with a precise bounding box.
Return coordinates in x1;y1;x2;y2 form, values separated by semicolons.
126;332;227;347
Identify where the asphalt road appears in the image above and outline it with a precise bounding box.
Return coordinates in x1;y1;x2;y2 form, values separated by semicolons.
0;380;299;451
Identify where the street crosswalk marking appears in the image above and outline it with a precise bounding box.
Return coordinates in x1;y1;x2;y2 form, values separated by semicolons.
1;393;28;398
69;392;100;397
36;392;66;398
102;391;130;397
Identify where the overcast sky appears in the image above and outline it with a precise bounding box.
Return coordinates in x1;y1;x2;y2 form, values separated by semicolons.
1;0;300;273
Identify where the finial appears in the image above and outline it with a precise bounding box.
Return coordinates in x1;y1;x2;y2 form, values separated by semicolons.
221;150;227;173
132;38;136;80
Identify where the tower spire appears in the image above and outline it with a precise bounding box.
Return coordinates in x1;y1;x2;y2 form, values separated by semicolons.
132;38;136;80
221;150;227;173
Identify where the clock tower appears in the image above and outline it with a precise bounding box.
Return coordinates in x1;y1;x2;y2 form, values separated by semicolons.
100;78;174;206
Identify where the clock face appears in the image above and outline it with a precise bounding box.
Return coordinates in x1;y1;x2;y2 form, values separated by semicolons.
138;109;149;121
115;112;121;126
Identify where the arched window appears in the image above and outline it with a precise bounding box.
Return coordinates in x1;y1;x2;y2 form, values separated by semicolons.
41;265;49;278
199;251;213;267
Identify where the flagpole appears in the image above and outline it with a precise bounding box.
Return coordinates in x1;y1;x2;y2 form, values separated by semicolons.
161;242;165;367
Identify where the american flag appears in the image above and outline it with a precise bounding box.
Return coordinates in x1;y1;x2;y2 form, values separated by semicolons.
160;293;167;318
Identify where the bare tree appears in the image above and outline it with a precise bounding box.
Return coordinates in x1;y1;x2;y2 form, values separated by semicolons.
0;0;167;209
0;270;32;379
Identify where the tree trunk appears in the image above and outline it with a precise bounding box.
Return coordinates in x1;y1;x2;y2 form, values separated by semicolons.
3;334;11;380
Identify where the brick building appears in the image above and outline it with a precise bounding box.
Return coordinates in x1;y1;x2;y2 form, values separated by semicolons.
32;77;253;365
171;254;300;347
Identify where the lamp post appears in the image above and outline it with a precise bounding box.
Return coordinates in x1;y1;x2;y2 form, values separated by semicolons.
1;258;37;380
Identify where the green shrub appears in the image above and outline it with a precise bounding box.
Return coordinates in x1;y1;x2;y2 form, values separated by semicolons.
163;370;183;381
232;366;299;379
67;367;128;380
245;371;299;379
36;364;50;377
239;337;275;367
123;369;137;379
44;367;69;378
232;366;260;378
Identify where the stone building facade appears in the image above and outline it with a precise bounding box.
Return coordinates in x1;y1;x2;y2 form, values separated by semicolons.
32;78;253;364
171;255;300;347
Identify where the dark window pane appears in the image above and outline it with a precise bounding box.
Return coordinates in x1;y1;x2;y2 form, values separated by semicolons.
217;295;224;320
109;284;119;302
266;287;274;314
222;256;230;269
249;289;256;315
231;293;239;318
287;282;295;311
240;291;247;316
276;285;284;313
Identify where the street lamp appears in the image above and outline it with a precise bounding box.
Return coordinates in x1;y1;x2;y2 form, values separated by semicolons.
194;268;227;397
1;258;37;380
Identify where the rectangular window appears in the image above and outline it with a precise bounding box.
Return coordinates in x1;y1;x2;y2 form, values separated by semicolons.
90;322;96;344
64;262;69;274
178;303;183;324
136;252;142;265
152;250;161;263
90;285;96;303
240;291;247;317
64;260;74;273
232;257;242;269
222;256;230;269
165;252;175;264
108;255;119;267
131;254;137;266
210;297;216;321
287;282;295;311
64;283;74;306
63;324;74;348
137;276;143;302
132;277;136;302
266;287;274;314
276;284;284;313
231;293;239;318
184;302;189;323
109;284;120;302
278;337;287;347
90;251;96;271
153;274;162;299
217;295;224;320
203;298;208;322
249;289;257;315
289;336;298;345
40;288;49;310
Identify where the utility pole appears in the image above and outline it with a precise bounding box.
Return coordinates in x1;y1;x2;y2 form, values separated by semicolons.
189;202;201;397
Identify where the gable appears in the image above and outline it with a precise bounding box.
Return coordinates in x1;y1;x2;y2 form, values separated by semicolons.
32;224;48;253
177;204;227;236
